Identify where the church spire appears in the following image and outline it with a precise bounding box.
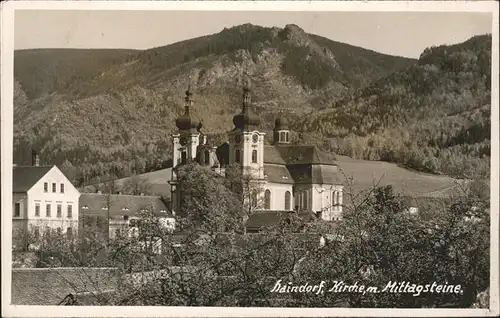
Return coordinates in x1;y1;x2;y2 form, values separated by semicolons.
232;71;260;131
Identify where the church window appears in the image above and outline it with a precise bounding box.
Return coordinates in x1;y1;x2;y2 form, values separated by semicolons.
252;150;258;163
285;191;291;210
181;151;187;164
264;190;271;210
302;191;308;210
204;150;210;165
285;132;289;142
280;132;285;142
235;149;241;163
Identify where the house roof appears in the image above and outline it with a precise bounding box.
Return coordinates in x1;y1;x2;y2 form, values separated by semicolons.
11;267;118;305
264;164;294;184
79;193;172;219
286;164;339;185
275;144;335;166
12;165;53;192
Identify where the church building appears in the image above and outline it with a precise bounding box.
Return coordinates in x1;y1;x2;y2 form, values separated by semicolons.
169;78;343;229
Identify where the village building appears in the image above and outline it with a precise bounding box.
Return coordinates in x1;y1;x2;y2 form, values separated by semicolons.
78;193;175;241
12;152;80;249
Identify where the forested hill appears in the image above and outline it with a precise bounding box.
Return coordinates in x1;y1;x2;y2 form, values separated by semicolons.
13;23;416;185
297;34;492;178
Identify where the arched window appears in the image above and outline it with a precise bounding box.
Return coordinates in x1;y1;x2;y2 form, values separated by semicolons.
285;132;289;142
251;192;258;207
204;150;210;165
235;149;241;163
264;189;271;210
280;131;286;142
336;191;341;206
302;190;308;210
181;151;187;164
285;191;291;210
252;150;258;163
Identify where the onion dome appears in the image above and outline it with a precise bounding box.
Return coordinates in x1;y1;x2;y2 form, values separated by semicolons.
232;76;261;130
175;86;200;131
274;117;289;130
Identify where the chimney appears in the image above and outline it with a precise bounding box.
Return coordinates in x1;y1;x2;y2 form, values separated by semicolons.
31;150;40;167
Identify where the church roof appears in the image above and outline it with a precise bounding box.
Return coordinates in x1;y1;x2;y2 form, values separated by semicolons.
264;164;294;184
274;144;335;166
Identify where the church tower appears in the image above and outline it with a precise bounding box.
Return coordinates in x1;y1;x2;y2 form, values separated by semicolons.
228;74;265;181
172;85;201;166
170;84;201;216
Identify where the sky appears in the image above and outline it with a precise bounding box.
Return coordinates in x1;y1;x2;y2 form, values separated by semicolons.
14;10;492;58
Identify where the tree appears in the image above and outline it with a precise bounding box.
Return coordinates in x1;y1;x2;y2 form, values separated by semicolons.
122;175;153;195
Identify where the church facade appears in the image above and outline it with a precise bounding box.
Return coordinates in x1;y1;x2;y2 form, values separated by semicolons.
169;80;343;224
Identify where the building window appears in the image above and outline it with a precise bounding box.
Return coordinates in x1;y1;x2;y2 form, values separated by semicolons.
67;227;73;240
181;151;187;164
251;192;258;208
67;205;73;218
44;182;48;192
14;203;21;217
302;191;308;210
35;203;40;217
204;150;210;165
46;204;51;217
285;191;291;210
264;189;271;210
57;227;62;235
60;183;65;193
285;132;289;143
235;149;241;164
252;150;258;163
34;227;40;239
56;204;62;217
123;215;129;221
52;183;56;193
280;131;285;142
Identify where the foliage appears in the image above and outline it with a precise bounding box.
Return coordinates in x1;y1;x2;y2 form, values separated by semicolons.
298;34;491;178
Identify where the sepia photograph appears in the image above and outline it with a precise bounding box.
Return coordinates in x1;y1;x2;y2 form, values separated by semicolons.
1;1;498;317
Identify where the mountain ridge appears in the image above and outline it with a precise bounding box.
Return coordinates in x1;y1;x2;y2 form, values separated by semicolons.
12;24;489;185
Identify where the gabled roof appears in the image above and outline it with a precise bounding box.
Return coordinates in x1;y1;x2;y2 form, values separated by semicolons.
79;193;172;219
12;166;53;192
11;267;118;305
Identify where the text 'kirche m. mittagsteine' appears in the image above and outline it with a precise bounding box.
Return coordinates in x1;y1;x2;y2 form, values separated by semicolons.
169;77;344;226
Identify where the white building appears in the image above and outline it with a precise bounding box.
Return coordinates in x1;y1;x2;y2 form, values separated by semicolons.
12;154;80;248
169;79;343;232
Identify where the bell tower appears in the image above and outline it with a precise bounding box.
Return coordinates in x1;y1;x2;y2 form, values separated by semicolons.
170;82;201;216
228;73;265;181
